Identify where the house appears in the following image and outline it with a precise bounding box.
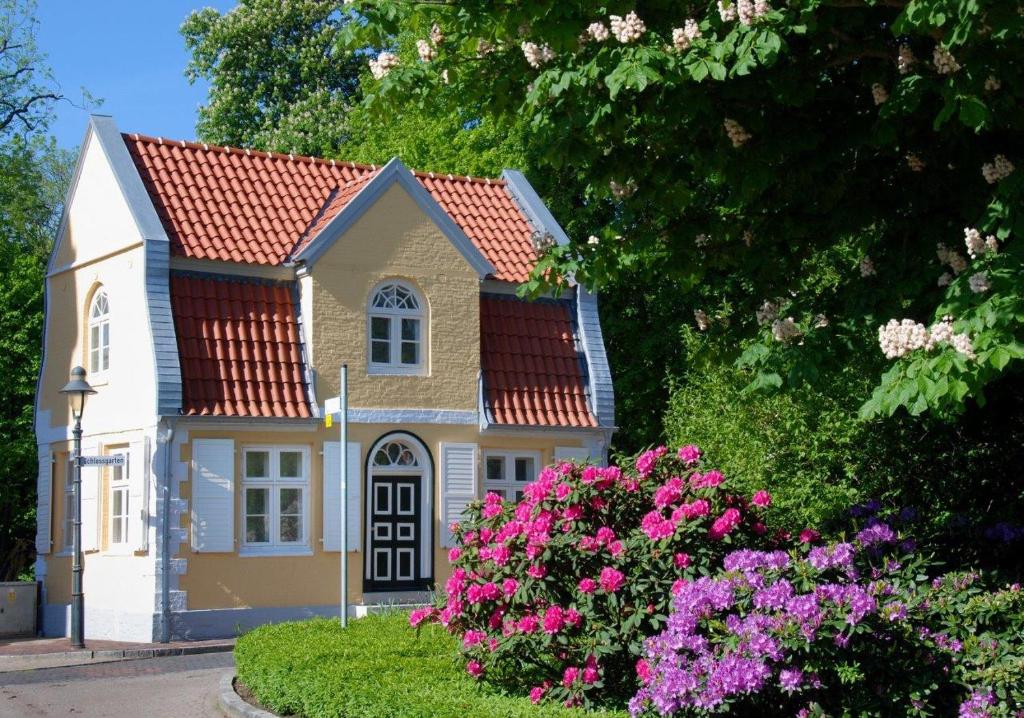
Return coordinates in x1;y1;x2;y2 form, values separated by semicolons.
33;115;615;642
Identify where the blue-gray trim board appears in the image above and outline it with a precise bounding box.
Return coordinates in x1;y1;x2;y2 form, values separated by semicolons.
293;157;496;278
576;287;616;428
501;169;570;247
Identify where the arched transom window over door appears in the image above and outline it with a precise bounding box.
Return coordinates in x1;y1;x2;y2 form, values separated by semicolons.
88;289;110;376
367;281;426;375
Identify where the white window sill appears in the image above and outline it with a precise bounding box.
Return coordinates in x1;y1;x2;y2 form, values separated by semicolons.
239;545;313;558
367;365;427;377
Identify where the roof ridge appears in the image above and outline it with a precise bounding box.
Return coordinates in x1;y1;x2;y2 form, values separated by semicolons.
123;131;507;186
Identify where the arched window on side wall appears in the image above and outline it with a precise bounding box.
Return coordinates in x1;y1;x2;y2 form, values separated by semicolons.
367;281;426;375
88;289;110;376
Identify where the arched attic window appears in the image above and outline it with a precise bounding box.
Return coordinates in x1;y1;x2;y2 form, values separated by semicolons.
367;281;426;375
88;289;110;376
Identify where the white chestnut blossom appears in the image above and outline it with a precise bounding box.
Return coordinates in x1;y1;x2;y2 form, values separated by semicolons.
932;45;961;74
937;272;953;287
476;39;495;57
609;12;646;43
672;20;701;51
694;309;711;331
982;154;1015;184
429;23;445;45
369;52;399;80
771;317;801;343
950;332;976;360
521;41;555;69
718;0;738;22
756;299;779;326
937;242;968;274
964;227;985;258
878;319;929;359
724;118;751;147
609;179;637;199
897;44;915;75
695;233;711;248
417;39;436;63
906;153;926;172
754;0;772;17
871;83;889;105
587;235;600;246
860;256;877;277
737;0;756;24
742;230;754;247
586;22;610;42
986;235;999;254
969;271;990;294
814;314;830;328
985;76;1001;91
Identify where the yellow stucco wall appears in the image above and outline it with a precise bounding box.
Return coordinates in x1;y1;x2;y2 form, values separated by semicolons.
308;183;480;410
176;425;588;610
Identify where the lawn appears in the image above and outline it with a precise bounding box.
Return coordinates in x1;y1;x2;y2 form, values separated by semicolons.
234;612;628;718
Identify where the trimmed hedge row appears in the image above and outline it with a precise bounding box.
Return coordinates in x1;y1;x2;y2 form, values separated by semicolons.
234;612;627;718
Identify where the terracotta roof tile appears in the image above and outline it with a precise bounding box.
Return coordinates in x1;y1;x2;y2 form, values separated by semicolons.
124;133;539;282
480;295;596;428
170;274;312;418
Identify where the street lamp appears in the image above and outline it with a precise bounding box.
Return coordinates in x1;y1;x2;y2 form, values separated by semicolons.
59;366;95;649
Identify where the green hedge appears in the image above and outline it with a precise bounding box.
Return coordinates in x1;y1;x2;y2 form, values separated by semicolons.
234;612;626;718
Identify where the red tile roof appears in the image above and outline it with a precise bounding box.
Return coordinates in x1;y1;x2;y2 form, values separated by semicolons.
170;274;312;418
480;295;597;427
124;134;538;282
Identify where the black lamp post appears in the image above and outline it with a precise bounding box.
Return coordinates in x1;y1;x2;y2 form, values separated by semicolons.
59;366;96;649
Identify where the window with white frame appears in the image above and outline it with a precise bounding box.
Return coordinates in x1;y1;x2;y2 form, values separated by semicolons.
109;453;129;547
242;446;310;550
367;282;425;374
483;450;541;502
88;290;110;376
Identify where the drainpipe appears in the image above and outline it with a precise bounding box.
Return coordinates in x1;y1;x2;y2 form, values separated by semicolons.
158;417;178;643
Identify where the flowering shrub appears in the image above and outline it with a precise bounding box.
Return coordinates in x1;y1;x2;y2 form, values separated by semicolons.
411;446;773;708
631;510;1024;716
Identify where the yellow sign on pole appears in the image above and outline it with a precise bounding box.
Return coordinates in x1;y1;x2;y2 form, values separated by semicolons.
325;414;333;428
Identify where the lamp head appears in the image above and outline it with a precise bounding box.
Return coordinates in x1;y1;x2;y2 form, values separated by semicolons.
60;366;97;420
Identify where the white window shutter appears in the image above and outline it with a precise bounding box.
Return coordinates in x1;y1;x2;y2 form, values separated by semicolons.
191;439;235;553
80;440;99;552
35;449;53;554
323;442;362;552
555;446;592;463
128;437;150;552
440;442;478;548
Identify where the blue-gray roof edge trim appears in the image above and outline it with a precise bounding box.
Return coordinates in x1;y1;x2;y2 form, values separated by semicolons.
293;157;496;278
576;286;616;429
500;169;570;247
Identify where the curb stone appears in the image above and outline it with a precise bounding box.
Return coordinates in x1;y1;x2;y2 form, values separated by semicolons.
0;642;234;673
218;673;279;718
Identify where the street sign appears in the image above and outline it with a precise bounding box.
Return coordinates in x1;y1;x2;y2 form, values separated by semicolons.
324;396;341;416
79;454;125;467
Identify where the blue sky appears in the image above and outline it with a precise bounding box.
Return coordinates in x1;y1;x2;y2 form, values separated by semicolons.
37;1;234;151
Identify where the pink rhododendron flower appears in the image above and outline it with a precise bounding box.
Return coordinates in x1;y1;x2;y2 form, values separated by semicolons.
463;630;485;647
491;544;511;566
448;547;461;562
600;566;626;593
642;510;676;541
677;444;702;465
608;540;625;557
466;661;484;678
578;577;597;594
674;552;691;568
752;490;772;507
514;502;532;521
564;607;582;626
596;526;617;544
709;507;742;540
555;482;573;501
479;527;493;544
636;658;653;684
563;504;583;521
582;664;599;684
753;521;767;535
800;528;821;543
542;605;565;634
578;535;599;552
525;544;543;560
635;446;667;477
591;496;608;510
502;578;519;597
562;665;580;687
527;563;547;579
672;579;687;594
681;499;710;519
517;614;539;633
692;469;725;488
581;466;601;484
654;477;684;508
558;462;574;475
409;607;434;627
466;584;485;604
529;686;545;704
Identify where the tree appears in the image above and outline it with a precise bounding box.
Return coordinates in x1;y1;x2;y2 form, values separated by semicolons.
346;0;1024;420
0;0;72;579
182;0;365;156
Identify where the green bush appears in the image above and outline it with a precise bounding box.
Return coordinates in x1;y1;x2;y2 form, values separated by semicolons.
234;612;626;718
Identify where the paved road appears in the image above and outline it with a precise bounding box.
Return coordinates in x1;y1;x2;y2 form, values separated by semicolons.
0;652;235;717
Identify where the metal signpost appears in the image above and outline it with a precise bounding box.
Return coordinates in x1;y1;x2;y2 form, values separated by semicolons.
324;366;350;628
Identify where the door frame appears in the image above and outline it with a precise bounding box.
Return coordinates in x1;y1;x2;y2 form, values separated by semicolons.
363;431;434;592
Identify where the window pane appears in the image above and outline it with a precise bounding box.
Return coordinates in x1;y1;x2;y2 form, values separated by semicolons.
101;347;109;371
515;457;535;483
102;322;109;348
401;318;419;341
112;490;124;517
279;488;302;515
486;457;505;483
280;515;302;543
245;451;269;478
279;451;302;479
400;341;418;365
112;518;123;544
246;516;269;543
371;316;390;339
245;487;268;514
490;489;506;499
371;339;390;364
514;491;525;502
